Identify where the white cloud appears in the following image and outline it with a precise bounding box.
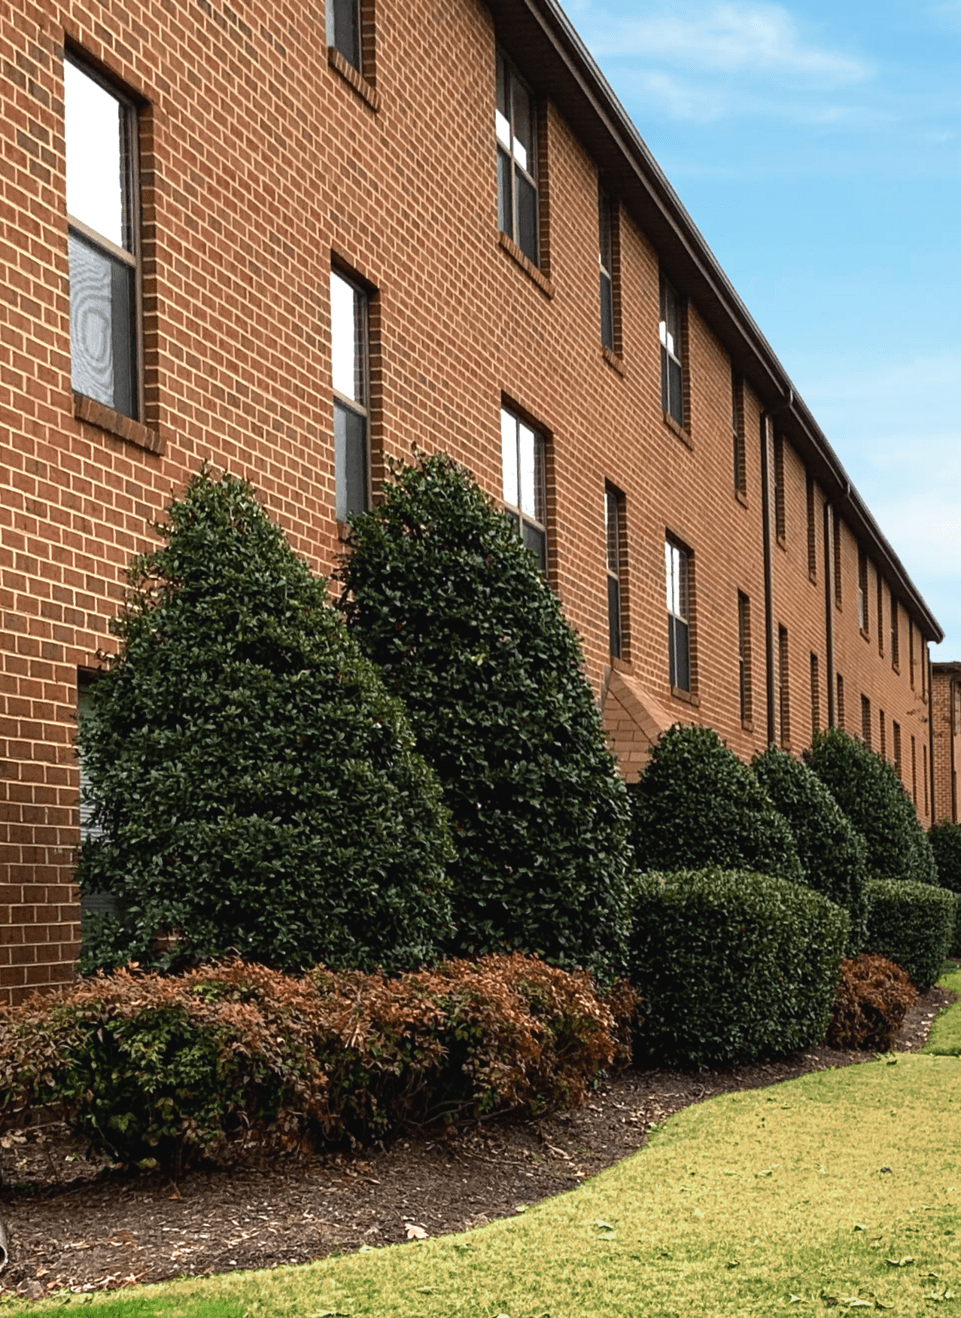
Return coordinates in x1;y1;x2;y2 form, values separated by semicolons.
587;3;869;83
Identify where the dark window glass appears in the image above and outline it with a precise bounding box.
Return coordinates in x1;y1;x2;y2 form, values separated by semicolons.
331;270;370;520
773;432;786;540
65;57;139;419
778;624;790;746
738;592;751;723
659;278;684;426
606;489;623;658
495;53;538;265
666;539;690;690
599;191;614;350
732;370;745;495
810;653;820;736
327;0;361;68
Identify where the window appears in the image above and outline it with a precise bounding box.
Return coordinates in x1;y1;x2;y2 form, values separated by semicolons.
877;575;884;656
496;53;538;265
836;672;845;730
732;371;746;496
911;735;918;804
806;473;817;576
605;487;624;658
880;708;886;760
909;620;916;688
65;56;140;419
810;652;820;736
330;269;370;521
738;592;752;724
327;0;361;68
659;277;684;427
924;742;929;815
777;625;790;747
501;407;547;573
861;694;871;749
833;511;842;607
665;538;691;691
773;432;786;541
598;189;615;351
893;720;902;778
857;550;868;633
891;595;900;669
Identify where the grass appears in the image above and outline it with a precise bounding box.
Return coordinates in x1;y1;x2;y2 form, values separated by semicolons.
7;1052;961;1318
924;962;961;1055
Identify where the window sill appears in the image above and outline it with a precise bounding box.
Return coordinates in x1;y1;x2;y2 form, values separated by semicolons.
497;232;554;298
609;655;632;673
809;569;817;584
735;488;748;508
327;46;380;110
892;662;900;675
860;627;870;642
670;684;699;707
741;716;754;733
776;533;787;552
662;411;692;449
73;393;163;455
602;345;625;376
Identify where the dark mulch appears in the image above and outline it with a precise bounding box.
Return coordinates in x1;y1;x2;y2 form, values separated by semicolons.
0;986;951;1302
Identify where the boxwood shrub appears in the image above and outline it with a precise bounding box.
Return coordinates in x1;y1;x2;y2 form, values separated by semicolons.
78;469;453;975
930;825;961;957
753;745;869;953
338;452;634;984
805;728;938;886
863;878;955;989
628;725;803;884
630;868;849;1068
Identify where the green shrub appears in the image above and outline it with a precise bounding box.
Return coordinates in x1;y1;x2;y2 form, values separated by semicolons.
930;823;961;894
629;868;848;1068
0;957;635;1172
804;728;938;886
78;468;453;974
863;878;955;990
628;725;803;883
753;745;869;953
826;954;918;1051
338;452;634;984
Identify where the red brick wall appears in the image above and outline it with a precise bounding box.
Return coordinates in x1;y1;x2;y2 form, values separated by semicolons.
0;0;942;1001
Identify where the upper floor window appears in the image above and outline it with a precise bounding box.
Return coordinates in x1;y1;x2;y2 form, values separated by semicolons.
773;431;786;541
857;550;869;633
64;56;140;420
501;407;546;573
659;277;684;428
732;371;746;496
331;269;370;521
496;53;538;265
806;472;817;576
665;538;691;691
891;595;900;669
598;189;615;350
327;0;361;68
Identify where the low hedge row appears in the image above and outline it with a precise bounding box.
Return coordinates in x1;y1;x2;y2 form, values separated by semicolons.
863;879;955;989
0;955;635;1174
629;867;849;1068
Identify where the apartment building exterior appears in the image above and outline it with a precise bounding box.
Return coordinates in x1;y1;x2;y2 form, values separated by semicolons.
0;0;945;1002
932;664;961;825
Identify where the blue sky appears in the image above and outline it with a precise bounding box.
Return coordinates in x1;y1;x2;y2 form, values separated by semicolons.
564;0;961;657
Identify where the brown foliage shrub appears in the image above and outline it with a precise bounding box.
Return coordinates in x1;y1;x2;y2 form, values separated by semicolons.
0;955;635;1174
826;953;918;1051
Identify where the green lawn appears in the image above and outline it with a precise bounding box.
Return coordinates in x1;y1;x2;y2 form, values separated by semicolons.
924;963;961;1056
7;1051;961;1318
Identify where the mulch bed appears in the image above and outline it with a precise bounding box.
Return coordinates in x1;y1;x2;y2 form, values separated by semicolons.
0;986;951;1302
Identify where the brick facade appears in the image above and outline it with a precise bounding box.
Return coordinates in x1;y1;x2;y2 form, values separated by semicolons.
0;0;946;1002
932;664;961;825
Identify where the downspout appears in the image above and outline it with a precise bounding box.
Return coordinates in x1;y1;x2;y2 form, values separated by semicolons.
759;392;793;746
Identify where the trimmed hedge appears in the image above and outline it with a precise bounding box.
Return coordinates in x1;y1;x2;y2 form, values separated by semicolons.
753;745;869;954
629;868;849;1068
628;725;803;884
930;823;961;894
77;469;453;975
863;878;955;990
0;957;636;1173
826;954;918;1051
338;452;634;983
805;728;939;886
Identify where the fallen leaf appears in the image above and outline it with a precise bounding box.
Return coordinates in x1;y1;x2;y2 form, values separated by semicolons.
755;1169;773;1177
405;1224;429;1240
885;1256;914;1267
593;1220;614;1230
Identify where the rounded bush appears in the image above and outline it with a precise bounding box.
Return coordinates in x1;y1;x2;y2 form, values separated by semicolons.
78;469;453;975
804;728;938;886
863;878;955;989
753;745;869;953
930;825;961;957
630;868;849;1068
628;725;803;884
826;954;918;1051
338;452;634;984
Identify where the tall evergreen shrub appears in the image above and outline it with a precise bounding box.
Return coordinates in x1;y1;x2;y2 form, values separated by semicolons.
804;728;938;885
78;469;453;974
627;724;803;883
753;744;869;953
930;823;961;956
338;452;634;983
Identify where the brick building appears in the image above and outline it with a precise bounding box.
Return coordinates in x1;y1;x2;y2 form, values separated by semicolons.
932;664;961;825
0;0;946;1001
